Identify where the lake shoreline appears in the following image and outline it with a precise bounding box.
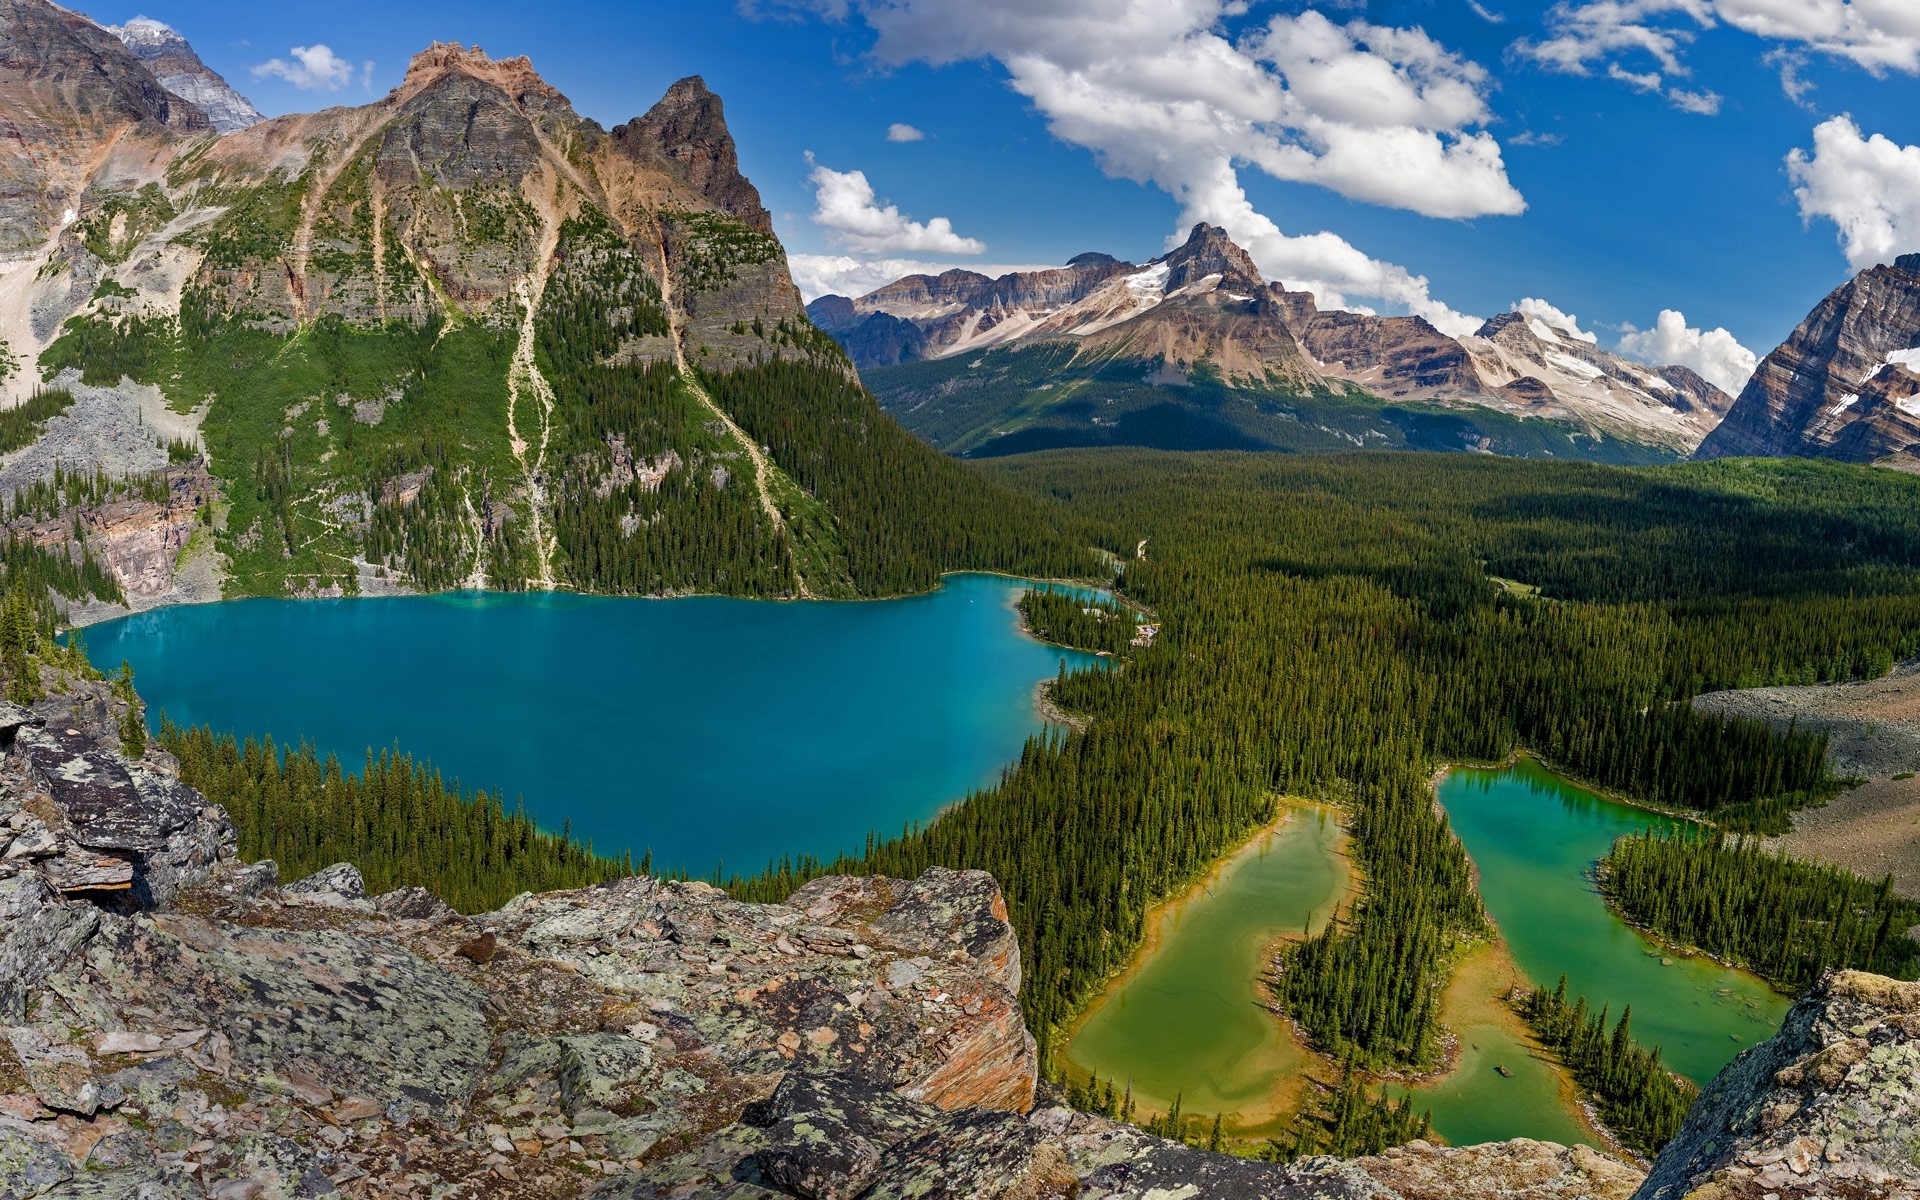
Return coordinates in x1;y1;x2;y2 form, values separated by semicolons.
1056;799;1353;1139
86;574;1101;876
63;567;1123;630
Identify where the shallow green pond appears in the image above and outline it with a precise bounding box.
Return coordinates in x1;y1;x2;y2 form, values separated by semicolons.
1060;808;1347;1131
1396;759;1790;1146
1064;758;1791;1147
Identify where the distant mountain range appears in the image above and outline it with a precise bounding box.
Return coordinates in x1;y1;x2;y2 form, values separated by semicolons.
809;223;1736;461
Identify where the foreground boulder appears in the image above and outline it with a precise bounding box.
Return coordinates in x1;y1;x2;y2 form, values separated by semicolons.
1635;970;1920;1200
0;696;1914;1198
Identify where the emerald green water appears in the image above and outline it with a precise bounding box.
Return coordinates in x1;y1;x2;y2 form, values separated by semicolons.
1395;759;1790;1147
1439;759;1787;1084
1066;758;1791;1148
1395;964;1595;1148
80;573;1098;873
1062;808;1347;1130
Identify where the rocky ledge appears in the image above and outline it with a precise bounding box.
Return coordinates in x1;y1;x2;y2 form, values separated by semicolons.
2;701;1918;1198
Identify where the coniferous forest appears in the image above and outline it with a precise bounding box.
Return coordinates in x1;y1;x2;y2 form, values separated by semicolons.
1519;978;1699;1155
56;440;1920;1157
157;721;632;911
729;451;1920;1077
1602;830;1920;990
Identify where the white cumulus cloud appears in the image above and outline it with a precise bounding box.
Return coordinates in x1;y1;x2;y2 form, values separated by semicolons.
1516;297;1599;342
1787;115;1920;271
1618;309;1757;394
766;0;1507;337
807;158;987;256
788;255;1055;301
886;122;926;142
251;44;356;91
1522;0;1920;99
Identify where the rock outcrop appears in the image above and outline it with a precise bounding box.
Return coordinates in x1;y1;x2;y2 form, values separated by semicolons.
3;686;1919;1197
1634;970;1920;1199
1696;253;1920;464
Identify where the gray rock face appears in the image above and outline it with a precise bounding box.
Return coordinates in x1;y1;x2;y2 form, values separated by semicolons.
1697;256;1920;463
12;718;231;908
101;16;262;134
280;861;367;900
0;872;97;1020
1634;970;1920;1200
0;0;208;253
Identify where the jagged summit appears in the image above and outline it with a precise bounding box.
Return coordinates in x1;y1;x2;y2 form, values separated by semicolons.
392;40;557;106
612;72;774;234
1162;221;1262;292
812;221;1731;457
99;14;261;133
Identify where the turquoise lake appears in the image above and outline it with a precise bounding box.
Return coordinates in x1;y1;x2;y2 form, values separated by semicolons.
82;573;1099;873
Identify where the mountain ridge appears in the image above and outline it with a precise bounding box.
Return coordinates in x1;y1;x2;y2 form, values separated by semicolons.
98;14;263;134
0;0;1090;618
815;223;1733;459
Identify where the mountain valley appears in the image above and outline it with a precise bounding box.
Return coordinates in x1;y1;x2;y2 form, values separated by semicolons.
0;2;1918;1197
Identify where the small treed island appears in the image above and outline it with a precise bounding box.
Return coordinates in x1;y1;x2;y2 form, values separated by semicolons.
3;2;1920;1197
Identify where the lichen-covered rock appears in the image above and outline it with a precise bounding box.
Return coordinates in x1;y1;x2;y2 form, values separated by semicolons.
0;873;98;1020
1634;970;1920;1200
484;866;1039;1114
64;912;492;1117
374;884;458;922
279;861;367;901
1356;1139;1643;1199
10;718;232;908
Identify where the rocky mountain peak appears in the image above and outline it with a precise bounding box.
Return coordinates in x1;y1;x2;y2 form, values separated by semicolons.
1474;311;1528;340
1162;220;1263;292
1697;256;1920;462
611;73;774;233
394;41;559;107
99;14;262;134
0;0;210;251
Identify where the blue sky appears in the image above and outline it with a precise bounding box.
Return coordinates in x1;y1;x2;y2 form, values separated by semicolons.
85;1;1920;392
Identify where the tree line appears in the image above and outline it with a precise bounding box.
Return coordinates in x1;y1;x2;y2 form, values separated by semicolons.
158;721;633;912
1519;978;1698;1155
1602;829;1920;991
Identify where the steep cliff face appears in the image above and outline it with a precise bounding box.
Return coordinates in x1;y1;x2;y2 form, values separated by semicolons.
1634;970;1920;1199
5;689;1914;1199
99;16;262;135
1696;254;1920;463
0;0;205;255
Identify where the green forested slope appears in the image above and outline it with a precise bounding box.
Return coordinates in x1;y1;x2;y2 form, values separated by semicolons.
865;343;1677;464
1603;831;1920;990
